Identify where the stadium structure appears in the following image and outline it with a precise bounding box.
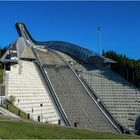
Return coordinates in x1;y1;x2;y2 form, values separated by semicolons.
0;23;140;135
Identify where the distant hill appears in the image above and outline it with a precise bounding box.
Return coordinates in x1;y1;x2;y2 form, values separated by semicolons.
103;51;140;88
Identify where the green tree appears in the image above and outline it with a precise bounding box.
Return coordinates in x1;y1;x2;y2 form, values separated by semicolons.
103;51;140;88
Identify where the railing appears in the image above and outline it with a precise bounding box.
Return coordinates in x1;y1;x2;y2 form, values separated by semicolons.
79;74;130;133
52;50;131;134
31;47;71;126
17;24;71;126
77;71;131;134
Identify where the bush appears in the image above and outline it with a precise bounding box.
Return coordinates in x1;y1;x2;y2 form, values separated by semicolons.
8;95;16;104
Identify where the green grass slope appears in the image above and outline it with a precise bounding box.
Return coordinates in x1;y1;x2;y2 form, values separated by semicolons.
0;119;139;139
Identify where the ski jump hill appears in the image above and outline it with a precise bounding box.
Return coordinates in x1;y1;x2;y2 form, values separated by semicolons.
0;23;140;135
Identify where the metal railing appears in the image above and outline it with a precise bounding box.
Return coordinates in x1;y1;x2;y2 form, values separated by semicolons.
79;74;130;133
31;46;71;126
17;24;71;126
53;50;131;134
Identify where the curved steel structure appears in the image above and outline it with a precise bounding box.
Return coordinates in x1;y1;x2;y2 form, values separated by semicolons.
16;23;115;64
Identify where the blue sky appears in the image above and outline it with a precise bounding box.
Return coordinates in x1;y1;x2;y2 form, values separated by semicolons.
0;1;140;60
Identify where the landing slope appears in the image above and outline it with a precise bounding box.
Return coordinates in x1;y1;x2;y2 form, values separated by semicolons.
36;49;117;133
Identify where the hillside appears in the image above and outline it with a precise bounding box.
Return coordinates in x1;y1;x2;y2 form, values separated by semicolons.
0;116;139;139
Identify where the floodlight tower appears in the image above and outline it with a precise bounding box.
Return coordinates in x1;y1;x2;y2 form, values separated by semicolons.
98;26;102;55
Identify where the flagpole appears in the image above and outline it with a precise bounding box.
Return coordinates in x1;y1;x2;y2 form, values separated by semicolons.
98;26;102;55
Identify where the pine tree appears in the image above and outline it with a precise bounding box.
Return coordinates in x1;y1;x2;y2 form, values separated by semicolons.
103;51;140;88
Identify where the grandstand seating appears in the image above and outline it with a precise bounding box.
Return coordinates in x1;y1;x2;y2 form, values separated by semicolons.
36;49;117;133
5;60;62;124
57;51;140;132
